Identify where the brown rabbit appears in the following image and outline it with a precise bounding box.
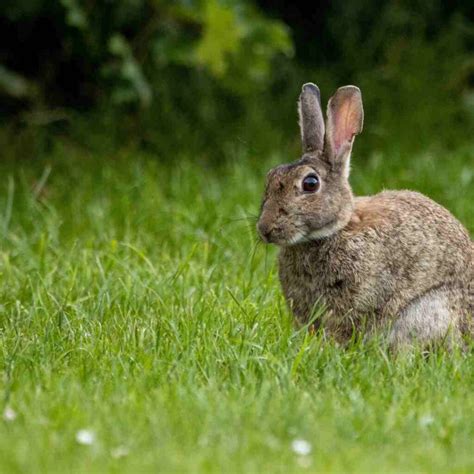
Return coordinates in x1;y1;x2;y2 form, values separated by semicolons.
257;83;473;349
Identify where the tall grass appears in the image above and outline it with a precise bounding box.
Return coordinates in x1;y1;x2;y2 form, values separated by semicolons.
0;142;472;473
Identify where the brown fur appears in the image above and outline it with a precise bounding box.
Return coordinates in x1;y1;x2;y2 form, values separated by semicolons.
257;83;473;348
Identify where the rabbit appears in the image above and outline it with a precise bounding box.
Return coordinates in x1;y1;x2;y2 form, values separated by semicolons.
257;83;473;350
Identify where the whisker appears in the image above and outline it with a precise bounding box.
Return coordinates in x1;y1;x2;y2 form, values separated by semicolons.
221;213;259;227
247;238;261;261
224;216;258;224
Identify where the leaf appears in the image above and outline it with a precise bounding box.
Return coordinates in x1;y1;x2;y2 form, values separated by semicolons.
0;65;34;99
195;0;242;76
61;0;87;30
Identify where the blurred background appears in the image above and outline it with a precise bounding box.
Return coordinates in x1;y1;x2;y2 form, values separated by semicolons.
1;0;473;163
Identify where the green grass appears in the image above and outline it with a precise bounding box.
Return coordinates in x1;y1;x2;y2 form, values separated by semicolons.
0;142;473;473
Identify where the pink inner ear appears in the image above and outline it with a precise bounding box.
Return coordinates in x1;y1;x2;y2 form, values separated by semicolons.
331;94;362;154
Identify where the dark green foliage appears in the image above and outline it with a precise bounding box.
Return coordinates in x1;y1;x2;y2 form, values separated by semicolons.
0;0;292;107
0;1;473;159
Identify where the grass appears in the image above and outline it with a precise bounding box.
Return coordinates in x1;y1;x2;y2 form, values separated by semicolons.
0;141;473;473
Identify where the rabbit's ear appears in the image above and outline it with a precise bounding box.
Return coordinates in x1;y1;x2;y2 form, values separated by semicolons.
325;86;363;175
298;83;325;154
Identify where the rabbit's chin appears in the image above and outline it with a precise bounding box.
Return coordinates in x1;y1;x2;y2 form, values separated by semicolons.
280;220;343;246
307;219;345;240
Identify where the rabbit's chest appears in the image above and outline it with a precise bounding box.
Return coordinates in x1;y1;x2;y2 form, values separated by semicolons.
279;241;383;324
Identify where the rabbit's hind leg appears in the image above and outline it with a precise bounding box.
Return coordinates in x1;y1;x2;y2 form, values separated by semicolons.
388;287;462;351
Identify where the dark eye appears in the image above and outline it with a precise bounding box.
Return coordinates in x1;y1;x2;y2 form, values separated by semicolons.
302;174;320;193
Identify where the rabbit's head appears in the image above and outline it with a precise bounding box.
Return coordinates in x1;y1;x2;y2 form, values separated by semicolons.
257;84;364;245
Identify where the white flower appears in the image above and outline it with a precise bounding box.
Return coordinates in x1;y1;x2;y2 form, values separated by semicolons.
291;438;312;456
419;415;434;427
3;407;17;422
76;429;96;446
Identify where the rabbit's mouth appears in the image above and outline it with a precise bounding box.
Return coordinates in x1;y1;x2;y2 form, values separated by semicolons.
257;224;284;244
257;222;310;246
257;221;293;245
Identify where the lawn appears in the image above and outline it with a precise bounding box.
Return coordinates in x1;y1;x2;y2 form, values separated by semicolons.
0;143;473;473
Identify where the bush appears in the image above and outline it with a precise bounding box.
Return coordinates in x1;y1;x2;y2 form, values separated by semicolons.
0;1;473;160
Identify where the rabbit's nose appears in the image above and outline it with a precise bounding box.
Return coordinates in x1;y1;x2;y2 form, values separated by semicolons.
261;229;273;242
257;220;274;243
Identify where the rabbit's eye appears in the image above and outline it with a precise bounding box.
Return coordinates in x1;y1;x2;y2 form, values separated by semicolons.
302;174;320;193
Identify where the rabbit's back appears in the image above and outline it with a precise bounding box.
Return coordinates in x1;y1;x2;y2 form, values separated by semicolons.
279;190;472;340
